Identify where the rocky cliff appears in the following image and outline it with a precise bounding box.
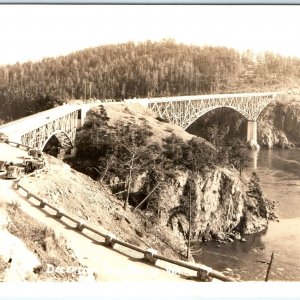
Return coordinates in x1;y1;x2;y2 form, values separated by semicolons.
133;166;269;245
0;207;40;281
258;96;300;148
0;203;82;281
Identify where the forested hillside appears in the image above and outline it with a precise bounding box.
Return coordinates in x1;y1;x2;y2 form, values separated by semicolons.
1;39;300;123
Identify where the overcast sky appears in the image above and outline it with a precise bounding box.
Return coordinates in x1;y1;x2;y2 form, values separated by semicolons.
0;5;300;65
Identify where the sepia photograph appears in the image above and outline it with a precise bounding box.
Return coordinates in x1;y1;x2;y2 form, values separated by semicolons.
0;2;300;297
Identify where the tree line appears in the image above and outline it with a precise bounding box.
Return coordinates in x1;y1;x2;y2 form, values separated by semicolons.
1;39;300;123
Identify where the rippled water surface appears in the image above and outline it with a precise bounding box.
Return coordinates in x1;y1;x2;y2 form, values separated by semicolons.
194;149;300;281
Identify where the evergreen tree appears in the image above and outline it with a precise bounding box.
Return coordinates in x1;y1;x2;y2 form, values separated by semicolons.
226;138;250;176
247;171;268;218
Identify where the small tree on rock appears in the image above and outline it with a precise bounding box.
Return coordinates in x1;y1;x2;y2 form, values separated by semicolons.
226;138;250;176
246;171;268;218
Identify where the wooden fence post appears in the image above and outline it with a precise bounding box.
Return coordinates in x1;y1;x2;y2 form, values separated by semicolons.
265;251;275;282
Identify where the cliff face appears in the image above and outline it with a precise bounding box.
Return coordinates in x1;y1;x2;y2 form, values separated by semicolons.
0;208;40;281
139;167;267;243
0;201;82;281
258;98;300;148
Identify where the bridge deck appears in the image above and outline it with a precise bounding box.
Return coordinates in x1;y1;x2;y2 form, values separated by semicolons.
0;104;80;136
0;92;280;150
131;92;278;104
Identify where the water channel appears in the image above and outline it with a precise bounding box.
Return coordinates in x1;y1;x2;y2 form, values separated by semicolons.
194;149;300;281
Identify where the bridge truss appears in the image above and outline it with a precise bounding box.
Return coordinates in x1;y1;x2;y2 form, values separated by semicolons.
147;93;276;129
0;92;279;151
21;110;79;149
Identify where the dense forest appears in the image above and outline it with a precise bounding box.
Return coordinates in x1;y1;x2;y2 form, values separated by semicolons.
1;39;300;123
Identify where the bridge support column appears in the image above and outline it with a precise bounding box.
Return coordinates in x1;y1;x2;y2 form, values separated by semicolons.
247;120;260;150
78;106;90;128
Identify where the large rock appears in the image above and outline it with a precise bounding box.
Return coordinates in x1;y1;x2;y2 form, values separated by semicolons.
258;98;300;148
152;167;268;242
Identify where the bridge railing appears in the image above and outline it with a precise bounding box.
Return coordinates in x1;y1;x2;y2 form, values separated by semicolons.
13;175;237;282
4;140;31;151
144;92;281;104
0;105;76;130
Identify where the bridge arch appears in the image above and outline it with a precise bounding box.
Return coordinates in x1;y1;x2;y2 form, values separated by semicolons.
184;105;252;131
185;106;248;147
147;92;278;148
41;130;74;151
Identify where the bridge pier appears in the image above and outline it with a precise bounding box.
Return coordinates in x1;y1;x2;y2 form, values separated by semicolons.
78;106;90;128
247;120;260;150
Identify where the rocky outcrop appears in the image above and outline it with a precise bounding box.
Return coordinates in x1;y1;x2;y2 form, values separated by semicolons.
258;97;300;148
146;167;268;243
71;103;271;254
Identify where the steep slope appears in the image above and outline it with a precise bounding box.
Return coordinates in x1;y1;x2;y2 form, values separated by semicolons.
0;170;193;282
0;173;82;282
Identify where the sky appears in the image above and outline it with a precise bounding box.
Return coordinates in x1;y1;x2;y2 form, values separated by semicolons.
1;5;300;65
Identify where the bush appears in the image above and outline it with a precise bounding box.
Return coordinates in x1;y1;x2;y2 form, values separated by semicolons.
162;134;217;172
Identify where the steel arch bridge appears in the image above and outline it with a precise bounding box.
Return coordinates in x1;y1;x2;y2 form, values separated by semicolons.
0;105;80;150
0;92;279;154
0;100;115;154
126;92;279;148
146;92;276;129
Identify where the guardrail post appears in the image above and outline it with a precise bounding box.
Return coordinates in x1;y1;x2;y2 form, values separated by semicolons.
14;179;20;190
39;200;47;208
76;220;86;232
105;233;116;248
144;248;158;265
26;192;31;199
197;266;212;282
56;208;64;219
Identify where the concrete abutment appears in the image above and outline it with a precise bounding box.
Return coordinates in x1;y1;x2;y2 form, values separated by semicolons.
247;120;260;150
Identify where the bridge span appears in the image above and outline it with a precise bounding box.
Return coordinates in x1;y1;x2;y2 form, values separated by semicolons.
0;105;80;150
125;92;279;148
0;92;280;152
